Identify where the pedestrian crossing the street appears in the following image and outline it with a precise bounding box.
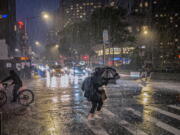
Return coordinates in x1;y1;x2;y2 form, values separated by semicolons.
77;104;180;135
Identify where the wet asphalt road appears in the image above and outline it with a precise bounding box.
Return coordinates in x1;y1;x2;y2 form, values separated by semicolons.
1;74;180;135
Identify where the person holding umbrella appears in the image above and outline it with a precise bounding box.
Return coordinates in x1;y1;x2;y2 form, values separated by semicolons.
82;67;118;120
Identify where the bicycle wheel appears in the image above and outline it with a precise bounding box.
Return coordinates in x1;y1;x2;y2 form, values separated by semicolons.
18;89;34;106
0;91;7;107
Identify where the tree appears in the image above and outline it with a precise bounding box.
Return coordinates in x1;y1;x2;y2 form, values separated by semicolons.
59;7;135;57
59;21;94;57
90;7;135;46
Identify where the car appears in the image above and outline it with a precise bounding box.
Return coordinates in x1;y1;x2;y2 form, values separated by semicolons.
70;66;88;76
50;65;64;76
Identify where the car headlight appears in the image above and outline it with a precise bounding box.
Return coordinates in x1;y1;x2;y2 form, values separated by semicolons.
52;69;55;72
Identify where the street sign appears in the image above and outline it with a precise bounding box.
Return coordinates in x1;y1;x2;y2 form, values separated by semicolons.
103;30;109;44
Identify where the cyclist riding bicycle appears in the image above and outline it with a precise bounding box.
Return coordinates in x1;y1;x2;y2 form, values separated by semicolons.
0;70;22;102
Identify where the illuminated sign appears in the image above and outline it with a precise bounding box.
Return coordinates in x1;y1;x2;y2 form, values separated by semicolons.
82;55;89;61
96;47;134;56
0;14;8;19
113;57;122;61
20;57;30;60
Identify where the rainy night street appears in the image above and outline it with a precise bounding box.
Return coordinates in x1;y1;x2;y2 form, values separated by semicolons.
1;75;180;135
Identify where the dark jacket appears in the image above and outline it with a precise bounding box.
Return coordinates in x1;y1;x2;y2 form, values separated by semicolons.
1;72;22;86
82;73;107;102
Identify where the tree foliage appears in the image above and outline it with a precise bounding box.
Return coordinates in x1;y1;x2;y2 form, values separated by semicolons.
59;7;135;57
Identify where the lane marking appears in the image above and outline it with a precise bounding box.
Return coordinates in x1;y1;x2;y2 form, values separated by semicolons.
125;107;180;135
168;105;180;111
102;108;148;135
146;106;180;121
79;114;110;135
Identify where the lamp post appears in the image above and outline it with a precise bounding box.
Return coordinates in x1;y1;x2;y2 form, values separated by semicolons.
18;11;52;56
141;26;156;68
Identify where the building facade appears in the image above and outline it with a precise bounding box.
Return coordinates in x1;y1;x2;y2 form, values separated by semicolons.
151;0;180;69
0;0;16;57
60;0;121;27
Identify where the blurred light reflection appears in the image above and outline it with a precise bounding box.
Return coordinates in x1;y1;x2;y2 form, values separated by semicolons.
60;74;69;88
60;94;70;102
52;97;58;103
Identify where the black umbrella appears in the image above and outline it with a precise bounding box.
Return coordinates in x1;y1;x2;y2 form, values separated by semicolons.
101;67;119;80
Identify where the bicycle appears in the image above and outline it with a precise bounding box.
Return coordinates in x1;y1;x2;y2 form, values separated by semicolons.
0;83;34;107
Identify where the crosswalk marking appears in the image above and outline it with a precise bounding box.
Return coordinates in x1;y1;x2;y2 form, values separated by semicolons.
146;106;180;121
102;108;148;135
79;114;110;135
168;105;180;111
125;107;180;135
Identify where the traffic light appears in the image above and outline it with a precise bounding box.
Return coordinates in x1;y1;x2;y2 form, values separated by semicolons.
17;21;25;30
82;55;89;61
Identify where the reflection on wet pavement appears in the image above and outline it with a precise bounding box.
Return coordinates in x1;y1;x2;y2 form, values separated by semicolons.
1;75;180;135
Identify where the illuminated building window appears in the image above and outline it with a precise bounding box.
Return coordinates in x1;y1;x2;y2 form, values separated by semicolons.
170;17;173;20
175;38;179;42
71;7;73;10
83;13;86;15
136;27;140;32
160;14;163;17
175;13;179;16
77;10;79;13
135;9;138;12
80;6;83;9
175;24;178;27
139;3;143;8
87;3;89;6
80;15;83;18
90;3;93;6
145;2;148;7
127;26;132;33
153;1;157;4
66;10;69;14
155;14;158;17
94;6;97;8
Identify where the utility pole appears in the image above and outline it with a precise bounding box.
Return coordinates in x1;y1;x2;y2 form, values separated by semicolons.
103;29;109;66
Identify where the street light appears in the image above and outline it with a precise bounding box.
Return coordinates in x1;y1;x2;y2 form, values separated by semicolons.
15;48;19;52
35;41;41;46
55;44;59;48
41;12;50;20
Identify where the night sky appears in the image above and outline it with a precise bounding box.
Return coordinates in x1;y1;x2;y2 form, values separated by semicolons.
16;0;59;47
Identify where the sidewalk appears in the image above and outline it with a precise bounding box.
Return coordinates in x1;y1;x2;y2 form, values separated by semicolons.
150;81;180;93
109;77;180;93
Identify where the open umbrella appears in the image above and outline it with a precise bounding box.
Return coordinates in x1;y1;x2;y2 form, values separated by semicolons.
101;67;119;80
